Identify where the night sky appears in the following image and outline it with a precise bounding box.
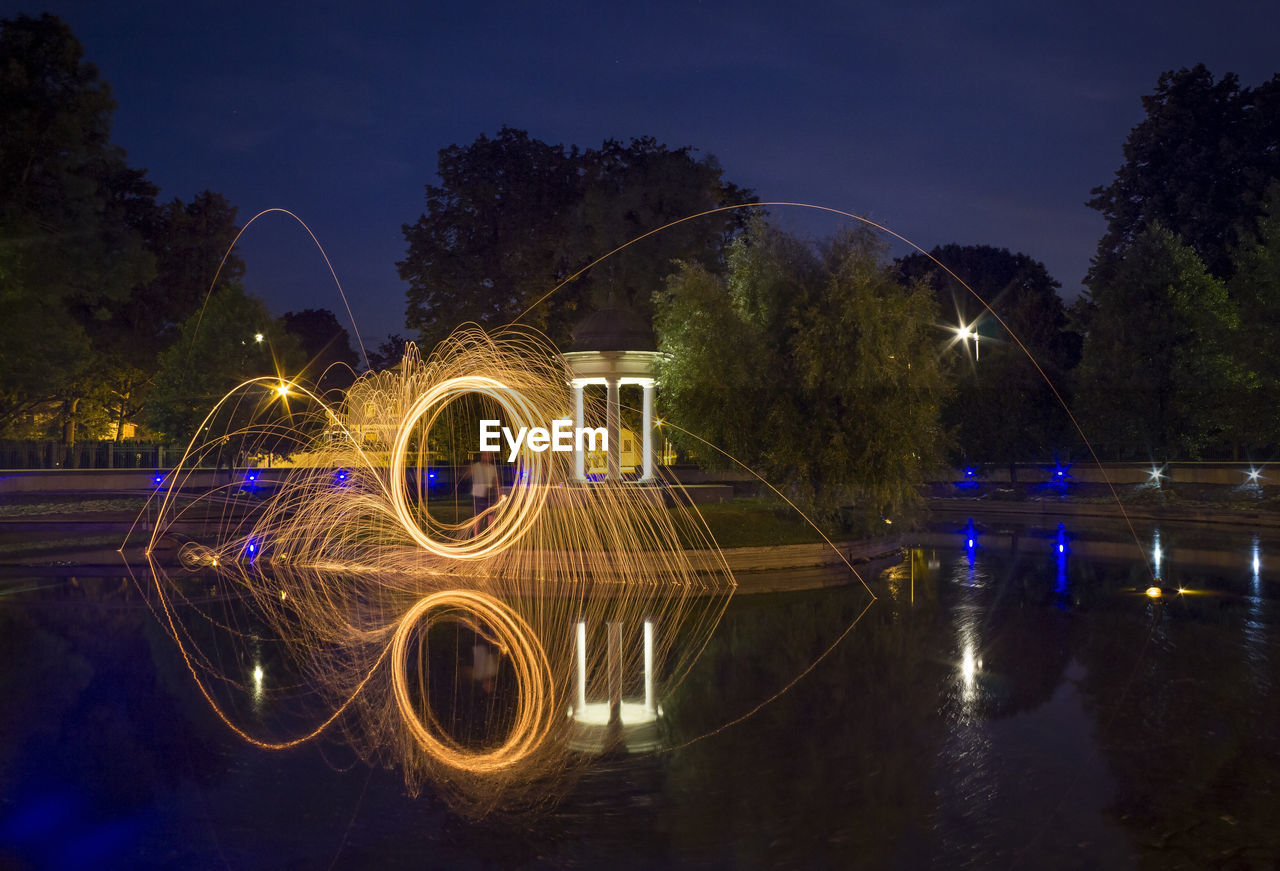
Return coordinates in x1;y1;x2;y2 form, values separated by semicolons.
8;0;1280;352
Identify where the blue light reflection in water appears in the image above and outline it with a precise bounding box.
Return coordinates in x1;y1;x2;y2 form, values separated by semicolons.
1054;523;1070;609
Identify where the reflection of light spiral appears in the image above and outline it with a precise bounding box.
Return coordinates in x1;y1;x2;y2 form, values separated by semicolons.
390;589;554;772
387;375;548;559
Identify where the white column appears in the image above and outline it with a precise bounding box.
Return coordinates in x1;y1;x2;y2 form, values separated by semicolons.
644;619;654;714
576;621;587;716
607;621;622;725
606;378;621;481
641;383;654;481
573;384;586;481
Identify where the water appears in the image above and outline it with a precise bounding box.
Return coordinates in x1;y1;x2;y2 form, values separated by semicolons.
1;516;1278;869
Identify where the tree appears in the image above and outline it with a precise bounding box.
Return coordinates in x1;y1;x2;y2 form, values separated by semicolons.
1074;224;1240;459
363;333;411;372
0;13;156;441
1089;64;1280;281
1;16;248;450
655;221;946;530
400;128;583;346
146;286;303;444
97;191;246;441
281;308;359;396
897;245;1078;473
1226;183;1280;454
399;127;755;348
573;136;756;324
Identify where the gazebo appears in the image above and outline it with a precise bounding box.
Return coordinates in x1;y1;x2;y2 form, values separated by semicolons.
562;303;664;482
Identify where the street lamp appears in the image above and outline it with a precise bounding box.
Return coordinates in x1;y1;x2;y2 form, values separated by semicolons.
954;322;980;361
254;332;265;344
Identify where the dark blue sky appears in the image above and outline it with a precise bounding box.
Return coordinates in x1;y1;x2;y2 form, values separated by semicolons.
9;0;1280;352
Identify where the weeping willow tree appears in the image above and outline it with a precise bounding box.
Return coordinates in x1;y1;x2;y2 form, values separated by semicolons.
654;220;947;532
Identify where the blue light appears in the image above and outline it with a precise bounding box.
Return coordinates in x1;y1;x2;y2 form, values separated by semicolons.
152;472;164;487
968;539;974;548
427;471;436;479
1048;462;1073;488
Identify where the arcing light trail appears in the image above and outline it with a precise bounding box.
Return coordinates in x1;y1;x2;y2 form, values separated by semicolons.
131;198;1160;816
189;207;370;371
132;327;734;813
515;200;1155;583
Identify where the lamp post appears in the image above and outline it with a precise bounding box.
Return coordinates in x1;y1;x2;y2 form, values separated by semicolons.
954;323;979;361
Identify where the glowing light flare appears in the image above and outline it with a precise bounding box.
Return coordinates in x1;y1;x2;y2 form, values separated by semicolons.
950;321;981;361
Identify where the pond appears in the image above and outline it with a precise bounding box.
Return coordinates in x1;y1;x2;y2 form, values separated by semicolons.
1;514;1277;869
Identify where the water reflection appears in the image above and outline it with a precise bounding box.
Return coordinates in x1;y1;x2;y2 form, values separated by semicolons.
964;517;977;578
1245;533;1268;682
139;557;730;814
4;519;1280;867
1054;523;1070;609
568;618;660;753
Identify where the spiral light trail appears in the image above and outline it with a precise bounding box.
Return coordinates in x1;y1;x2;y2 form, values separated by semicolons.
134;326;736;813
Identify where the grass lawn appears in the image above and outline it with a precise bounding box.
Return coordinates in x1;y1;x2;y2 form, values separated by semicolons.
677;499;829;548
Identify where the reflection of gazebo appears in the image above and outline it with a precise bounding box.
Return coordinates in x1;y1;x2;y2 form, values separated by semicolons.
567;618;661;754
562;304;664;482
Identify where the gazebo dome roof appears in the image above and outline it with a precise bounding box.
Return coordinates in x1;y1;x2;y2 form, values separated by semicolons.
569;304;656;352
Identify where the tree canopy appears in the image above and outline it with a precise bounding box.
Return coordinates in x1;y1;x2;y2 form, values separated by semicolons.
0;14;247;448
281;307;360;396
399;127;755;349
655;221;946;530
1225;183;1280;454
146;286;304;444
0;13;154;435
1074;223;1240;459
897;245;1077;469
1088;64;1280;281
1078;64;1280;460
